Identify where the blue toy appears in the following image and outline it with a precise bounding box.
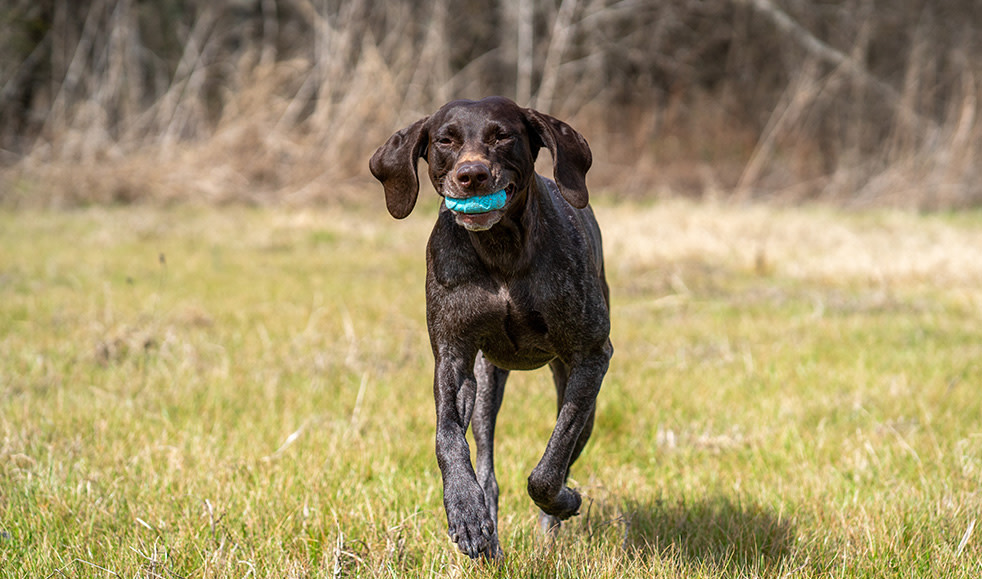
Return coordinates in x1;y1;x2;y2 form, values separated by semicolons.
444;189;508;214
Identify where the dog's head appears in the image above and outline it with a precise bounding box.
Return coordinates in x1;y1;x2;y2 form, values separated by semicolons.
369;97;592;230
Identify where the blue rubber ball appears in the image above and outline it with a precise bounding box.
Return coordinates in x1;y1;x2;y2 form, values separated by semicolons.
444;189;507;214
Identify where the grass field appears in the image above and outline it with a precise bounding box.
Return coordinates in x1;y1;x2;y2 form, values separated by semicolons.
2;198;981;578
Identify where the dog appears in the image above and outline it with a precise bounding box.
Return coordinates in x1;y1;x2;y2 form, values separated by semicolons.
370;96;612;560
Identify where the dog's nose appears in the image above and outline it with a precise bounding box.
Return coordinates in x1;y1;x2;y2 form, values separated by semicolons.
454;161;491;190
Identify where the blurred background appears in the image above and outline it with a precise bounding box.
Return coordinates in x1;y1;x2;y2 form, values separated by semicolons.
1;0;980;209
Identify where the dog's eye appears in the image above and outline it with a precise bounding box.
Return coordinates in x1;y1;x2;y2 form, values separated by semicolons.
436;136;454;147
493;132;513;144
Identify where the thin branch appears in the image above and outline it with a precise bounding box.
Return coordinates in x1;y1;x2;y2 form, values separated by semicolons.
516;0;533;106
736;0;934;133
534;0;578;112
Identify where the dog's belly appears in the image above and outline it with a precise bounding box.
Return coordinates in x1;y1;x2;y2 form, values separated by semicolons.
479;342;555;371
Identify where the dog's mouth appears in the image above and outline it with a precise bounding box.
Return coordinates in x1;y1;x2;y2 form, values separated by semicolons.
444;183;515;231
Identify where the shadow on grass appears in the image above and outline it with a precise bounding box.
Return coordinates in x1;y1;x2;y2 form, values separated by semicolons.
583;494;834;576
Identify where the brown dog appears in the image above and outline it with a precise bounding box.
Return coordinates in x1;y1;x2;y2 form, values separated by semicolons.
370;97;612;559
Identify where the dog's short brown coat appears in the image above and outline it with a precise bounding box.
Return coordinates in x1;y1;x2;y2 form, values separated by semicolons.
371;96;612;559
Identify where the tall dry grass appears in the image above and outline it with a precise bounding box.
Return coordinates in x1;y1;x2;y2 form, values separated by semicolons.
1;0;980;208
2;0;433;205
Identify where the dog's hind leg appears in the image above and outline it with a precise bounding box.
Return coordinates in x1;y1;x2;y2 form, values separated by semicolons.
472;351;509;557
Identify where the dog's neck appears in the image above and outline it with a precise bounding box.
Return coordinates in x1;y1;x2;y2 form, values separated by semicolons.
465;175;548;276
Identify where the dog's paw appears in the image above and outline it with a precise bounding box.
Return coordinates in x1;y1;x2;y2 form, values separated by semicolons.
536;486;582;521
446;495;497;559
484;532;505;561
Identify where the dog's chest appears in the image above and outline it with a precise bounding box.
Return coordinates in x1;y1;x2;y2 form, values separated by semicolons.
494;284;548;335
473;283;556;369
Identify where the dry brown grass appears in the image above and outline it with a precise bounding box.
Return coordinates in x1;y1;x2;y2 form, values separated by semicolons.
598;200;982;289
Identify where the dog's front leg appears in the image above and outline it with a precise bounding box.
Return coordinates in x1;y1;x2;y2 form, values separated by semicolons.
527;344;612;520
433;346;497;559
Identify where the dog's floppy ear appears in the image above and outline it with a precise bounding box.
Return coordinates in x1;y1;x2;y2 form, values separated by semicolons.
369;116;429;219
523;108;592;208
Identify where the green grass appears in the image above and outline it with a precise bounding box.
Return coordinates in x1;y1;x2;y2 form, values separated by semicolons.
1;200;981;577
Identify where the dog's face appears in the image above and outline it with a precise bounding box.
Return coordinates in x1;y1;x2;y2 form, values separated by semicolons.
424;98;536;230
370;97;592;230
